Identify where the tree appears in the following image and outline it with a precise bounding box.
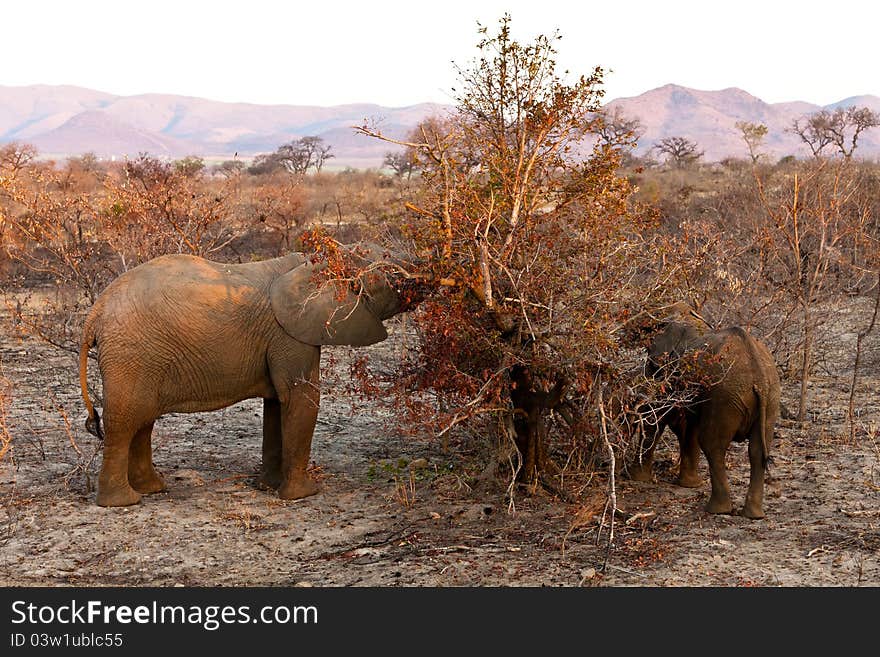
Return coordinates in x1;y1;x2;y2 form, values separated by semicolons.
276;136;334;174
307;136;334;173
247;152;284;175
0;142;38;177
826;106;880;159
247;137;334;176
67;152;101;174
789;111;835;158
213;159;245;178
356;15;667;490
790;106;880;159
735;121;768;164
653;136;703;168
383;150;417;179
595;105;644;149
174;155;205;178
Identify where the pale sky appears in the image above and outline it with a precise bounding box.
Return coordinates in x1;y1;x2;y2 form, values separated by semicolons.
3;0;879;107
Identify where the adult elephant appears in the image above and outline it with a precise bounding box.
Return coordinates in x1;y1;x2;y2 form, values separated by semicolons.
627;306;781;519
79;245;424;507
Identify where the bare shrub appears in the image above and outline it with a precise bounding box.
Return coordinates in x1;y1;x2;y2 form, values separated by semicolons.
355;15;692;514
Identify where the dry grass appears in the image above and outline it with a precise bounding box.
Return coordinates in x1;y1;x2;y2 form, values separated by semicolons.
0;376;11;463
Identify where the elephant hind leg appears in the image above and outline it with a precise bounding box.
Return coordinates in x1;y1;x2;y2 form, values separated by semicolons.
128;422;166;495
96;415;142;507
697;410;737;515
702;444;734;515
741;424;768;519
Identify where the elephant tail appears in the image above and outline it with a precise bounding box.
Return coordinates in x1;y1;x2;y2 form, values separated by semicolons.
79;313;103;441
753;384;770;468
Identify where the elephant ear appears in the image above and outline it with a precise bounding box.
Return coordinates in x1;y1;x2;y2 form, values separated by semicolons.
269;262;387;347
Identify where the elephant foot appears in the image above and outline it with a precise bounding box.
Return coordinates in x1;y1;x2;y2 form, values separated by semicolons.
277;475;320;500
740;502;765;520
676;472;702;488
130;469;166;495
258;470;282;491
627;463;653;482
705;496;734;515
96;485;142;507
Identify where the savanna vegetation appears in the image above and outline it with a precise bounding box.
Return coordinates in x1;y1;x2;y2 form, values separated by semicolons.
1;15;879;583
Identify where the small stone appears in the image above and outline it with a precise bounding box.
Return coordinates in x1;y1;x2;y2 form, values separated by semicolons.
408;458;429;470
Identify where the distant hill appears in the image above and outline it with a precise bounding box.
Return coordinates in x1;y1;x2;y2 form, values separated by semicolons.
608;84;880;160
1;83;879;166
0;84;449;167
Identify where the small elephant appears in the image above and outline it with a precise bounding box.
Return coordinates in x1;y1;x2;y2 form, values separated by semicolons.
79;246;422;507
628;308;780;519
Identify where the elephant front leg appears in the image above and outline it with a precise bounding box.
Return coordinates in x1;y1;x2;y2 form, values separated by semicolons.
277;369;321;501
676;422;702;488
128;421;166;494
627;420;661;482
259;398;283;490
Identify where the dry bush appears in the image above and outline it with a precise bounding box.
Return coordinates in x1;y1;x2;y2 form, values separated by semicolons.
628;157;880;445
353;16;696;513
239;175;309;255
1;154;251;353
305;170;404;227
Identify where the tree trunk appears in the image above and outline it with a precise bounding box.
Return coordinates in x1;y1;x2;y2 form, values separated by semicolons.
797;304;813;423
508;365;564;484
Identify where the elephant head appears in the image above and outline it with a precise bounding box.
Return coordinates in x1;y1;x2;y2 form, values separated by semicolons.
269;244;427;347
643;302;712;378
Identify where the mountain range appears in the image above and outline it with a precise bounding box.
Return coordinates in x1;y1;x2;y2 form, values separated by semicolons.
2;83;879;167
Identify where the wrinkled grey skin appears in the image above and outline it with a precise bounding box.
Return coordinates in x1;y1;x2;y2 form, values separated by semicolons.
628;319;781;519
79;249;414;507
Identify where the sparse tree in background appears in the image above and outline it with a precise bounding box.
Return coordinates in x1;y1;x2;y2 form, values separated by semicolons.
596;105;644;149
174;155;205;178
789;111;835;158
383;150;417;179
735;121;768;164
790;106;880;159
247;152;284;175
66;152;101;174
826;107;880;159
309;137;334;173
0;142;38;178
276;136;334;174
246;137;334;176
213;159;245;178
653;136;703;168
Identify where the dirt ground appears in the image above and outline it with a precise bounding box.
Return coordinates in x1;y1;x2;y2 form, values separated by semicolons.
1;306;879;587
